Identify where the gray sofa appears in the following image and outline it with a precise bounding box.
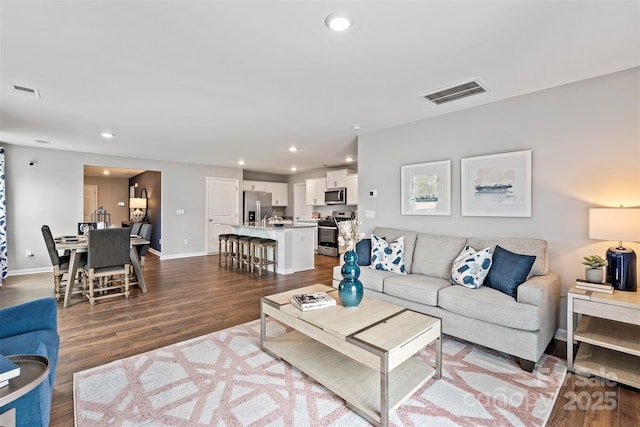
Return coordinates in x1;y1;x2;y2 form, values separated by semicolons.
332;227;560;371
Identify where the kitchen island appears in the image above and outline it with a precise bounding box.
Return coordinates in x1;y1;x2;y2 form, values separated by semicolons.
231;223;316;275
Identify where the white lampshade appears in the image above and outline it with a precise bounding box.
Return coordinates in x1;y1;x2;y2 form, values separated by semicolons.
129;197;147;209
589;208;640;243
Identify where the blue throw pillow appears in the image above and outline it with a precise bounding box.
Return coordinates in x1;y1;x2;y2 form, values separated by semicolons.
355;239;371;266
485;245;536;298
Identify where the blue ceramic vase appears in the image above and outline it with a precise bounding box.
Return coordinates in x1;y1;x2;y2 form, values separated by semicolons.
339;249;363;308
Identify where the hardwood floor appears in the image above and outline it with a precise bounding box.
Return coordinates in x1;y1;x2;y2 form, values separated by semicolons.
1;253;637;426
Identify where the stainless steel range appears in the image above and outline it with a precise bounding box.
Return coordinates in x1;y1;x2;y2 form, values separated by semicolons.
317;211;354;257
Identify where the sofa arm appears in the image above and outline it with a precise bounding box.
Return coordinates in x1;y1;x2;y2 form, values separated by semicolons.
0;298;58;339
517;273;560;309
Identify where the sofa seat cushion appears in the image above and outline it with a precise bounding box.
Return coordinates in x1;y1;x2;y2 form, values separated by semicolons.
384;275;451;307
411;234;467;279
438;285;542;331
333;264;395;293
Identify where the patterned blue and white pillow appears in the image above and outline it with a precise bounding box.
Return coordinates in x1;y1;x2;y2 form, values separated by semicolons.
450;245;493;288
370;235;407;275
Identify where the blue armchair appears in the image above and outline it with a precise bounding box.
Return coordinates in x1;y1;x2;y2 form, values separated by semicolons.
0;298;59;427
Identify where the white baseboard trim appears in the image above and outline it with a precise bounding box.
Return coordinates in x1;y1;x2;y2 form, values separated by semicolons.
554;328;567;342
149;248;161;256
159;251;208;260
7;267;52;276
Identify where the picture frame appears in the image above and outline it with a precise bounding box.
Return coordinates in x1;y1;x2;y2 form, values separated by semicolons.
401;160;451;215
461;150;532;217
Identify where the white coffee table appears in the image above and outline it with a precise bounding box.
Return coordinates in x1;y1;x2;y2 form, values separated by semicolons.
261;284;441;426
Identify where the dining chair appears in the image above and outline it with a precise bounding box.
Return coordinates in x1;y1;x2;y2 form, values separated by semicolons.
136;224;153;269
41;225;84;301
83;228;131;305
130;222;142;237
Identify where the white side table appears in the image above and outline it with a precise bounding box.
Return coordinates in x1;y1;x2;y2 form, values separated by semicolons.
0;355;50;427
567;287;640;388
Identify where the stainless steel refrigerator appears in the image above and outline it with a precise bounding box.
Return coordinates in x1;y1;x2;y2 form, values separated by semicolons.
243;191;273;224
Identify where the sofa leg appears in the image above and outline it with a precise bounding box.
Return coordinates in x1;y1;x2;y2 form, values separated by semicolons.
519;358;535;372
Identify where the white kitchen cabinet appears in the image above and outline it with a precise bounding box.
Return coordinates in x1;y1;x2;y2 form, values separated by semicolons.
346;174;358;205
243;181;266;192
326;169;354;189
305;178;326;206
265;182;288;206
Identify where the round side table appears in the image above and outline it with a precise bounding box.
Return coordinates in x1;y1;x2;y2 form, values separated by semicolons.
0;355;50;426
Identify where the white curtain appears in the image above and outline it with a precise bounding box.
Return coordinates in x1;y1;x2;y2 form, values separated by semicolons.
0;147;6;283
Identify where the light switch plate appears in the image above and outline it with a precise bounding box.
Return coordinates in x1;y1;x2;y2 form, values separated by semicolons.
365;210;375;219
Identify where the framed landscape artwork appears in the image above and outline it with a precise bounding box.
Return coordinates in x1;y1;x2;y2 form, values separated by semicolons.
401;160;451;215
461;150;532;217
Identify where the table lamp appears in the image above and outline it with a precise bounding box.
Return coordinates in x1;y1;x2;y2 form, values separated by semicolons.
129;197;147;222
589;207;640;291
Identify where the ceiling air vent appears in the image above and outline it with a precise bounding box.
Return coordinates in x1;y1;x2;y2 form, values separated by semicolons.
13;84;41;98
420;79;487;105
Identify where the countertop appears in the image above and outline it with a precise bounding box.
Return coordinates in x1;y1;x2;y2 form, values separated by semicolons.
232;223;317;230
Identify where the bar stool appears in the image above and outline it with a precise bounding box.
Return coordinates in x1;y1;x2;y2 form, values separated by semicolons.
251;238;277;276
227;234;240;268
237;236;254;270
218;233;237;266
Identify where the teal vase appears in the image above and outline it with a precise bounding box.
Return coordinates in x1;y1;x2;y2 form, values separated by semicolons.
339;249;363;308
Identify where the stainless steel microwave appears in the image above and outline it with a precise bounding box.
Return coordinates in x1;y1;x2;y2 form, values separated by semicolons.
325;187;346;205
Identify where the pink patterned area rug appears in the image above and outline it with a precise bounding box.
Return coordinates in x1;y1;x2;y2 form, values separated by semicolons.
74;319;566;426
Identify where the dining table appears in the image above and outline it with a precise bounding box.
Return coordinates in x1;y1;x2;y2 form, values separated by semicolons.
55;234;150;307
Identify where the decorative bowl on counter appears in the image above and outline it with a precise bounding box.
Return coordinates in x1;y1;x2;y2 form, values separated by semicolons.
269;215;284;227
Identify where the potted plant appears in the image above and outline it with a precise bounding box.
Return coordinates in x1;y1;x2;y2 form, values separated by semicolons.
582;255;608;283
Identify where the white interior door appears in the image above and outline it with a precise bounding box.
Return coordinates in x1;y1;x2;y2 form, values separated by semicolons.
207;178;239;253
293;182;313;223
83;185;98;221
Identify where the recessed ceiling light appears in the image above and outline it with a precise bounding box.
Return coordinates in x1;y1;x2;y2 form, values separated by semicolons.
291;166;297;172
289;146;298;153
237;160;245;166
325;11;353;32
352;124;361;131
346;157;353;162
100;132;115;139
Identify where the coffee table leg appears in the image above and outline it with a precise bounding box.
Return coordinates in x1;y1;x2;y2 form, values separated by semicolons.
436;335;442;379
380;353;389;427
260;300;266;348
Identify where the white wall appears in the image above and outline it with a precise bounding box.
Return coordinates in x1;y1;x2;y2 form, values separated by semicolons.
4;145;242;273
357;67;640;332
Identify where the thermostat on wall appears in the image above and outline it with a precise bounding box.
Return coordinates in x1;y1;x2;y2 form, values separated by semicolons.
368;189;377;198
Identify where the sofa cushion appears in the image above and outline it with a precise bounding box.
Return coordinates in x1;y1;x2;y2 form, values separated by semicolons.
450;245;493;288
372;228;417;273
485;245;536;298
438;285;542;331
466;237;547;277
355;238;371;266
333;264;394;293
384;275;451;307
370;235;407;274
411;234;467;279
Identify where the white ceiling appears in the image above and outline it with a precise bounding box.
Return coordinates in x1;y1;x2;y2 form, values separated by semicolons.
1;1;638;175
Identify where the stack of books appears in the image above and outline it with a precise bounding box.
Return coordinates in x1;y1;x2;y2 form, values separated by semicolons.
291;292;336;311
0;355;21;388
575;279;614;294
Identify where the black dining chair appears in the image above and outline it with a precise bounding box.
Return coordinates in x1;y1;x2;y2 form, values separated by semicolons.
83;228;131;305
41;225;84;301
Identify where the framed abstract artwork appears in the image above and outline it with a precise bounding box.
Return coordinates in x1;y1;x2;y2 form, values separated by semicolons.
401;160;451;215
461;150;532;217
